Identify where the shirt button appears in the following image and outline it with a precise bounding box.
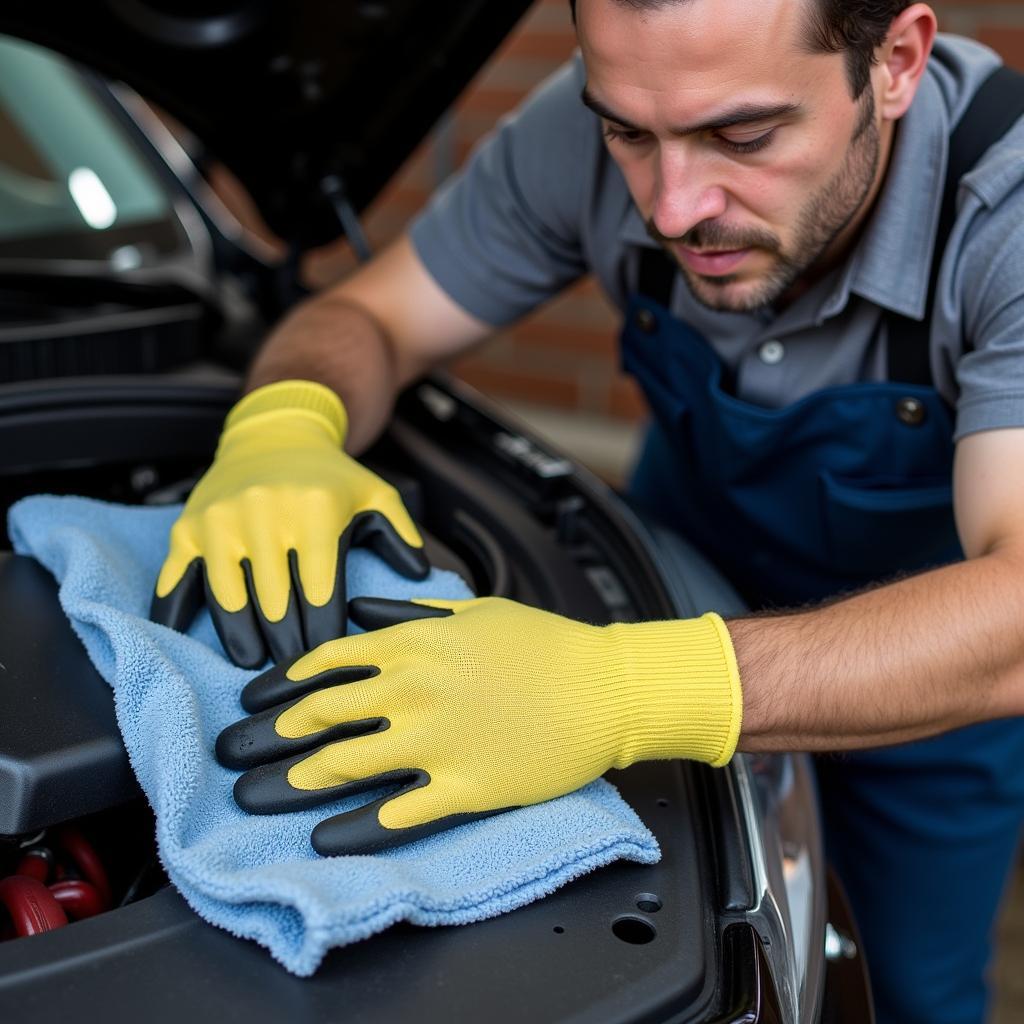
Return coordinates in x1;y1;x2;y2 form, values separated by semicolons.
758;340;785;365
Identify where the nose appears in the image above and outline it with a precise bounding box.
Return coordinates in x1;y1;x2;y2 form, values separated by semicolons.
650;147;728;240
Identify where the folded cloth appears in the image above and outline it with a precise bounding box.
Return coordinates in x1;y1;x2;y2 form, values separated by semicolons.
8;495;660;976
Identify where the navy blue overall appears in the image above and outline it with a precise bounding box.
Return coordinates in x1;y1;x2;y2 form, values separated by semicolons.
621;65;1024;1024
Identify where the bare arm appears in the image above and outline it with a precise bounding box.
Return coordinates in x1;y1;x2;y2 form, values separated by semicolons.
246;234;492;453
730;427;1024;751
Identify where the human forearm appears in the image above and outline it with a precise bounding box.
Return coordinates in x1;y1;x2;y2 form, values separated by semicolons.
244;235;493;454
245;293;401;455
729;548;1024;752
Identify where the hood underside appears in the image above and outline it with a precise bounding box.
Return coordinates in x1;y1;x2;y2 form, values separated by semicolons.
0;1;534;246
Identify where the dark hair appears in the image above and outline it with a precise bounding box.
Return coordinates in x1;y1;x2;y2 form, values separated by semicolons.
568;0;912;98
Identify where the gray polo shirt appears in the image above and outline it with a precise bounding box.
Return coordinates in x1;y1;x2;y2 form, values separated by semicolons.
409;35;1024;442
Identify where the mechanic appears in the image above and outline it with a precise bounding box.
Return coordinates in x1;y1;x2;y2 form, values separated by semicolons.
153;2;1024;1021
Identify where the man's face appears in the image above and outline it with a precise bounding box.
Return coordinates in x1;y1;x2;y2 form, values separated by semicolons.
577;0;888;312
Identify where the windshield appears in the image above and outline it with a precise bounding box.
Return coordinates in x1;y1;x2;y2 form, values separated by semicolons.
0;34;183;264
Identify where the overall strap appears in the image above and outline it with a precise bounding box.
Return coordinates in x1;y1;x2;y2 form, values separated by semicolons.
887;64;1024;386
636;244;677;308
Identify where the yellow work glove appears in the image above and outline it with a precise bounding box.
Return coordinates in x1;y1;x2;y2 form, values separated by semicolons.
216;595;743;855
150;380;428;668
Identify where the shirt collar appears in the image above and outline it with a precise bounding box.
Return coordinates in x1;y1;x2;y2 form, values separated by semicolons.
833;70;949;322
615;70;951;324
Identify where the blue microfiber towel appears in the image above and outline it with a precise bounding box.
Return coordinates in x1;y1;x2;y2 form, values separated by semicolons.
8;494;660;976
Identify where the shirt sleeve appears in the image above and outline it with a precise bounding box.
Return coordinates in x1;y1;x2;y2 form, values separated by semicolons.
408;55;594;328
952;175;1024;441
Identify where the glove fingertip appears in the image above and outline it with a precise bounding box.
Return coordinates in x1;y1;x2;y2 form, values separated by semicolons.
239;662;291;713
348;596;453;632
223;632;268;670
148;591;175;629
240;660;379;714
311;803;393;856
311;802;506;856
233;760;304;814
354;511;430;580
379;539;430;581
208;595;268;669
149;558;204;632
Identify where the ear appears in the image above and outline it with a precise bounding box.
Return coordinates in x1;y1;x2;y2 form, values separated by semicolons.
876;3;938;121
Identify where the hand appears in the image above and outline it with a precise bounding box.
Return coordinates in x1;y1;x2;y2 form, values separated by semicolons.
216;596;742;854
150;380;428;668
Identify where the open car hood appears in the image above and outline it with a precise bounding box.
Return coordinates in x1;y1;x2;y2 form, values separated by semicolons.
0;0;533;246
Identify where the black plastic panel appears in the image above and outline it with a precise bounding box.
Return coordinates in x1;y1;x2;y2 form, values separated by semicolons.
0;762;716;1024
0;553;138;836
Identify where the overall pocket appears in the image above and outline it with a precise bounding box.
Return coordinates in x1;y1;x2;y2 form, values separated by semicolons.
820;470;961;579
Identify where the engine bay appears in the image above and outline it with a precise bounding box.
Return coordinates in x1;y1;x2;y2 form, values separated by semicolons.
0;378;739;1024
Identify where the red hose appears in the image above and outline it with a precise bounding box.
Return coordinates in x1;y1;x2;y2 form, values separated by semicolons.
15;849;52;884
49;880;105;920
1;826;113;942
53;826;111;910
0;877;68;936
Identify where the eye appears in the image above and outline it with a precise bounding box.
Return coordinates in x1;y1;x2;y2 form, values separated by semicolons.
716;128;777;155
602;124;650;147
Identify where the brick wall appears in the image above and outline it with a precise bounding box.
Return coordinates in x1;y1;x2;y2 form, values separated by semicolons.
304;0;1024;475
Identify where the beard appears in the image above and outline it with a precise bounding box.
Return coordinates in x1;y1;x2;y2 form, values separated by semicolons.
648;89;882;313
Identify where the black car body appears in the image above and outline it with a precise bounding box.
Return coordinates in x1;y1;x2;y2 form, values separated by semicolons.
0;5;871;1021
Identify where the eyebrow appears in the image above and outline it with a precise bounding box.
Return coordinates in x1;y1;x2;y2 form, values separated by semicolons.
580;88;801;136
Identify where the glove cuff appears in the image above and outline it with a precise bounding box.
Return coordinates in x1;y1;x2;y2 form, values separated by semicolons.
609;612;743;769
225;380;348;445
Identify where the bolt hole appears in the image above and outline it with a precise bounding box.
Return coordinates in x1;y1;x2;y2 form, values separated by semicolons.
656;797;669;808
635;893;662;913
612;915;657;944
553;926;564;934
